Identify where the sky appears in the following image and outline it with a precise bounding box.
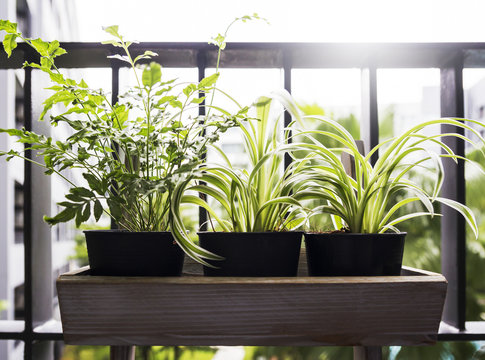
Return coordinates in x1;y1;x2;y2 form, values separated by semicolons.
74;0;485;43
70;0;485;123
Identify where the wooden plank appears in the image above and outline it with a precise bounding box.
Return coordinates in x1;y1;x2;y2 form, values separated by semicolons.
57;267;447;347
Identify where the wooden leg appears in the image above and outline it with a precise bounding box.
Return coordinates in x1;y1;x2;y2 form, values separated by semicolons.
110;346;135;360
353;346;382;360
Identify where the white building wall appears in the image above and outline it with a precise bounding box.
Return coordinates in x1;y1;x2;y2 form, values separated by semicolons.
1;3;21;360
0;1;78;359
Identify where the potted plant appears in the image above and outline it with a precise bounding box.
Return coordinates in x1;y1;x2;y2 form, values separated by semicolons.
0;19;252;275
171;96;307;276
277;91;483;276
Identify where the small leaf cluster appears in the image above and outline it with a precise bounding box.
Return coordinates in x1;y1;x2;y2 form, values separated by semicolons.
0;20;248;261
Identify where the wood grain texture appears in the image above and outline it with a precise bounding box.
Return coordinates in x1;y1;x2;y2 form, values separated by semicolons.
57;265;447;347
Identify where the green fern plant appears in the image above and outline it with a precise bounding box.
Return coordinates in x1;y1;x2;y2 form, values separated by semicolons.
0;19;259;263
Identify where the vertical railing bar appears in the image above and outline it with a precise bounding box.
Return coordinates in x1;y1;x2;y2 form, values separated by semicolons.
23;49;33;360
109;56;137;360
110;61;120;230
283;49;292;170
197;50;208;231
361;65;379;164
440;51;466;330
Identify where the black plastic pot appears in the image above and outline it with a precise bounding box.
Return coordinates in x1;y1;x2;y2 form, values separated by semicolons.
304;232;406;276
84;230;184;276
198;231;303;277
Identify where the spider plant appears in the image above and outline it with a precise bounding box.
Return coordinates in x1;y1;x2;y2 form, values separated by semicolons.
170;96;307;264
276;91;483;236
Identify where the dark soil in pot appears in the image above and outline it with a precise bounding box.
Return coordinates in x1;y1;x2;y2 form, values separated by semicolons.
304;232;405;276
84;230;184;276
198;231;303;277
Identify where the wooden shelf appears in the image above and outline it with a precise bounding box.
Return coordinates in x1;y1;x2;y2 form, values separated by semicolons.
57;265;446;347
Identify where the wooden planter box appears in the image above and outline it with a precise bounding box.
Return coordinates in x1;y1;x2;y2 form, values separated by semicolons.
57;264;447;347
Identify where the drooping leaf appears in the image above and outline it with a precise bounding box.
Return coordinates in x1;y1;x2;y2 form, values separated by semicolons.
2;33;17;57
106;54;131;64
94;200;103;221
107;199;122;220
44;206;77;225
436;197;479;239
134;50;158;63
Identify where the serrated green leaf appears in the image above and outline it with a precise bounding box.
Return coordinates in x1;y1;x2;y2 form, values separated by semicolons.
107;199;122;220
157;95;175;106
49;72;65;84
183;83;196;97
82;173;102;193
2;33;17;57
47;40;66;58
40;57;52;69
0;128;23;136
191;97;205;104
81;203;91;222
142;62;161;87
209;33;226;49
134;50;158;63
75;206;83;227
101;39;124;47
106;54;131;64
0;20;18;34
199;73;219;89
102;25;121;39
65;193;83;202
137;126;155;137
169;99;183;109
53;47;66;57
57;201;76;208
44;206;77;225
94;200;103;221
72;187;95;198
31;38;49;56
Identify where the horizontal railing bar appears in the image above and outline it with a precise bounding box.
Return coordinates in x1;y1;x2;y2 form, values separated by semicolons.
438;321;485;341
3;42;485;69
0;320;25;339
1;320;485;343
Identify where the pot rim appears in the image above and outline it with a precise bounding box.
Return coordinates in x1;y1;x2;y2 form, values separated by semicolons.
83;230;171;234
304;231;407;236
197;230;304;235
